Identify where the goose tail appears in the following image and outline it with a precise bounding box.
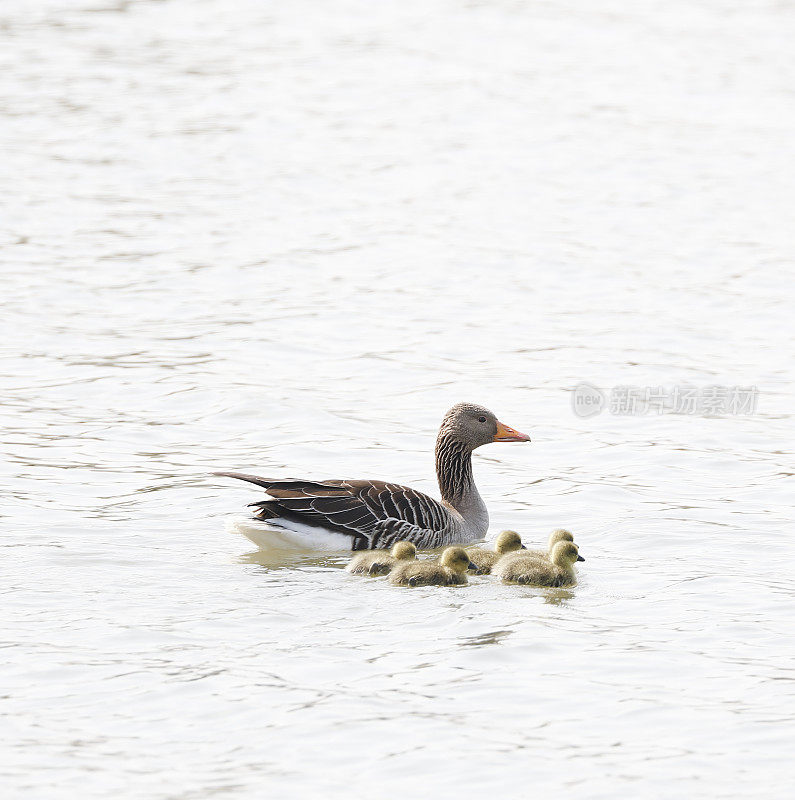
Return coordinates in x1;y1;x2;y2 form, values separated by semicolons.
212;471;280;491
225;515;355;553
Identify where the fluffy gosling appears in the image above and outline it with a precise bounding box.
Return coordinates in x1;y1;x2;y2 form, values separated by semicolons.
523;528;575;559
494;541;584;587
467;530;525;574
388;546;475;587
346;541;417;576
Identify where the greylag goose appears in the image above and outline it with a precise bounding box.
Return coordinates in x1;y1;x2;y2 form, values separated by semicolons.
466;530;525;574
388;547;475;587
524;528;575;559
216;402;530;551
493;541;584;586
346;541;417;576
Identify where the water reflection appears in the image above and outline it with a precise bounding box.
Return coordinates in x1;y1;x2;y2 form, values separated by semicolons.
459;630;514;648
238;549;348;570
542;588;577;606
494;585;578;605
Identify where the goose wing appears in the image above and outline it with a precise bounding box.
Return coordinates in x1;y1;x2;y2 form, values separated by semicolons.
214;472;454;549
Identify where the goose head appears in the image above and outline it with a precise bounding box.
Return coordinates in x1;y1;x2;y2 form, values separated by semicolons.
550;541;584;568
495;529;524;554
439;403;530;451
390;541;417;560
440;546;478;574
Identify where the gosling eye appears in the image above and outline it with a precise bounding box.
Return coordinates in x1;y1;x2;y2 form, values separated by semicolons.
478;416;486;423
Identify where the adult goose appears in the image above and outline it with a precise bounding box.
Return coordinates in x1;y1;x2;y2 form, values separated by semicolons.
215;402;530;551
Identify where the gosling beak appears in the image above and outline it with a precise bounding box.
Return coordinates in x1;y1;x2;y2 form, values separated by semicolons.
576;555;585;562
493;419;531;443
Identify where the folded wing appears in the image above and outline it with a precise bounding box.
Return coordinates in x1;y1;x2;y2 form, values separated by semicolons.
214;472;454;549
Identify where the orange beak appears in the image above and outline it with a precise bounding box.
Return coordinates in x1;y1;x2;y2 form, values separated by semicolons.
493;419;531;443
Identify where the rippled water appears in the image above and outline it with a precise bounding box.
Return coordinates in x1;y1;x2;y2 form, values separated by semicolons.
2;1;794;797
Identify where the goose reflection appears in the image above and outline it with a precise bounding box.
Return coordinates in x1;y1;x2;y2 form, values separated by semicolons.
458;629;514;648
238;550;348;570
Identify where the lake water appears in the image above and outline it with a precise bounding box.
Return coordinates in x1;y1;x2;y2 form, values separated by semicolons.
2;1;794;797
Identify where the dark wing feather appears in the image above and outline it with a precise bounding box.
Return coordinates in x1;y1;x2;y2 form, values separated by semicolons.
213;472;347;493
215;472;454;549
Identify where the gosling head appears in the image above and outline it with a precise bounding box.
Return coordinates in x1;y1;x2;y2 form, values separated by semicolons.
440;546;477;574
390;541;417;560
550;540;584;567
495;530;524;554
548;528;574;549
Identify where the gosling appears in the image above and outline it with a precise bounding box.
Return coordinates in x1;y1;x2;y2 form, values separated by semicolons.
388;547;475;587
493;541;584;587
346;541;417;576
523;528;575;559
467;530;525;575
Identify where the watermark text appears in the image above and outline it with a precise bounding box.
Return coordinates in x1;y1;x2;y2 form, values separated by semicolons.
571;383;758;418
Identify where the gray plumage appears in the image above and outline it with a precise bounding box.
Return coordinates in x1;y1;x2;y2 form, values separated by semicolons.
215;403;530;550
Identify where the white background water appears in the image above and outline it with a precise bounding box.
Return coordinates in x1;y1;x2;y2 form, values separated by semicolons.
2;1;794;797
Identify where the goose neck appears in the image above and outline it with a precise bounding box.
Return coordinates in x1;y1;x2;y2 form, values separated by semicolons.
435;432;475;507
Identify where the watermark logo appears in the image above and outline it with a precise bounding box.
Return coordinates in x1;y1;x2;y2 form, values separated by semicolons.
571;384;758;418
572;382;606;418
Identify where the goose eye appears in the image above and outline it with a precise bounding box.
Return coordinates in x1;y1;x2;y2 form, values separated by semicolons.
478;416;486;423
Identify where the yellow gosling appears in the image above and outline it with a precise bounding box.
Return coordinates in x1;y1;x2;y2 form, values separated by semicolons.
466;530;524;575
346;541;417;576
523;528;575;559
494;541;584;587
388;546;475;587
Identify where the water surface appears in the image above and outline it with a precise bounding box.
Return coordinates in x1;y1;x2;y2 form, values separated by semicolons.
2;1;794;797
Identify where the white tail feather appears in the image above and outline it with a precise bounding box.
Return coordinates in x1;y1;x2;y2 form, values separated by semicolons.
225;515;353;553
